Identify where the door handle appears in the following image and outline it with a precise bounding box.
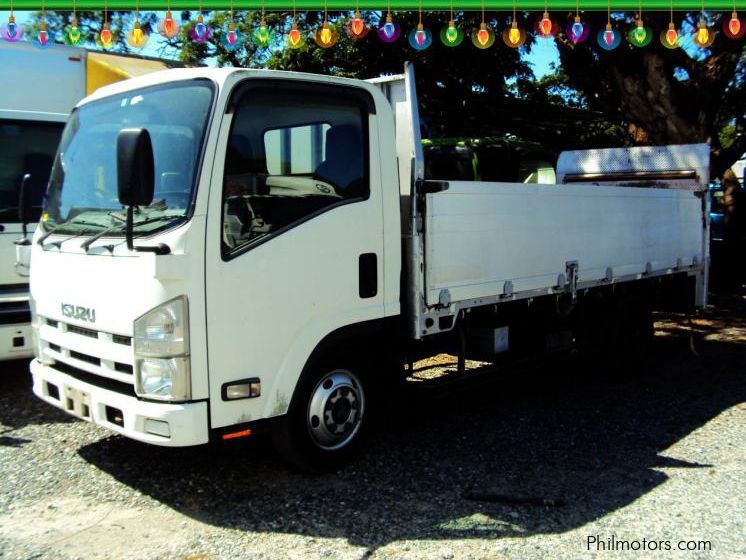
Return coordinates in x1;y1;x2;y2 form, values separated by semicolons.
358;253;377;299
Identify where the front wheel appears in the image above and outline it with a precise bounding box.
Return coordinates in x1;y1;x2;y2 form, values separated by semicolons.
272;366;370;470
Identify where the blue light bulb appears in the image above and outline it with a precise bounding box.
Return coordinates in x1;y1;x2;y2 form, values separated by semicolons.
572;21;584;37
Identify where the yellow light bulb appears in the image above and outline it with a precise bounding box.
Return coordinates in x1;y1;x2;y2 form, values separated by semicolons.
132;22;144;47
320;25;332;44
697;22;709;44
508;22;520;44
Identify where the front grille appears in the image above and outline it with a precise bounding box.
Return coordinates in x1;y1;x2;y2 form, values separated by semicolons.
67;324;98;339
113;334;132;346
40;316;135;389
51;362;136;397
70;350;101;366
114;362;133;374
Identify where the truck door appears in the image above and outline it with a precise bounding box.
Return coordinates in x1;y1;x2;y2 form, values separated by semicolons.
204;79;386;430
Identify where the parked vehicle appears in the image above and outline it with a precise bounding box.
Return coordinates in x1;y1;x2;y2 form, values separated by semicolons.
423;136;557;184
1;42;183;362
708;157;745;288
27;64;710;468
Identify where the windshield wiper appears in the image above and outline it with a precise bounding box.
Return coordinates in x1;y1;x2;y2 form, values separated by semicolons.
81;215;184;253
38;219;110;247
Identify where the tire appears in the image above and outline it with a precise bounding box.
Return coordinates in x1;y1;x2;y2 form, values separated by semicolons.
272;363;373;471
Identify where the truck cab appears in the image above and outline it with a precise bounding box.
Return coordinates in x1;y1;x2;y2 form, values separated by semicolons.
30;68;401;464
0;110;67;361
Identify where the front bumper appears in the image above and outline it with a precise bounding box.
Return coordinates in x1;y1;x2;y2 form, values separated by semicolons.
31;359;209;446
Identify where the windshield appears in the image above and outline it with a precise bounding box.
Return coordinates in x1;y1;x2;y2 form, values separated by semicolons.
0;119;64;223
42;80;214;235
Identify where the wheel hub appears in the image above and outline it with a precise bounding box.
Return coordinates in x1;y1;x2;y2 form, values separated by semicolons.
307;370;365;450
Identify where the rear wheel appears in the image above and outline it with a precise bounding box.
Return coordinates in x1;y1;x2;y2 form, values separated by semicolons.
272;365;371;471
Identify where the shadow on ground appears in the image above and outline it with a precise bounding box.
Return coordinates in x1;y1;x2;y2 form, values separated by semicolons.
65;296;745;549
0;359;74;447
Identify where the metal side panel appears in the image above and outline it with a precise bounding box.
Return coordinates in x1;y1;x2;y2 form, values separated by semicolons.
421;181;705;329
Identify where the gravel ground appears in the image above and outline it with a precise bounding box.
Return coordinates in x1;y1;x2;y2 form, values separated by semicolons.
1;294;745;560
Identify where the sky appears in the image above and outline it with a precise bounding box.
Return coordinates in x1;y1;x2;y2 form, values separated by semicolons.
0;10;561;78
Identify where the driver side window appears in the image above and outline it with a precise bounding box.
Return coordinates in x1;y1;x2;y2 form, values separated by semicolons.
222;87;369;257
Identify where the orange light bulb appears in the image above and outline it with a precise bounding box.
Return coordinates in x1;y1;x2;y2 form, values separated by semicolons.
729;12;741;35
164;11;175;36
540;12;552;36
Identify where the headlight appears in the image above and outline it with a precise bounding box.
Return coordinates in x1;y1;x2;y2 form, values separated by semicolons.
135;357;191;402
134;297;191;401
134;296;189;357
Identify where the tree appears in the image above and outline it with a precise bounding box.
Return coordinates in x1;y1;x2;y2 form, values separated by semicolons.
550;10;746;179
164;10;534;139
24;8;745;176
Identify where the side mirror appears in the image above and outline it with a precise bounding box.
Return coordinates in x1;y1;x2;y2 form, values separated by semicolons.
17;174;32;245
117;128;154;207
117;128;155;250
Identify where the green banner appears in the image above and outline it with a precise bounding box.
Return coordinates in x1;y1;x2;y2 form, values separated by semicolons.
2;1;740;9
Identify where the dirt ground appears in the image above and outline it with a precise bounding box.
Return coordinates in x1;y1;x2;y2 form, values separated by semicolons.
0;293;744;560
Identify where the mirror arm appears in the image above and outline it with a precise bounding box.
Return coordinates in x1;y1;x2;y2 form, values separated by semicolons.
17;174;32;242
125;205;134;251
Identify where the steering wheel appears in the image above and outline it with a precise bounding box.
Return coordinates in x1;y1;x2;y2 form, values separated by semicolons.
149;190;192;210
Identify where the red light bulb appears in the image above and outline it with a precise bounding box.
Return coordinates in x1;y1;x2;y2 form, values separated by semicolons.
351;12;365;36
665;24;677;46
416;23;425;46
729;12;741;35
289;24;301;46
100;23;113;47
477;25;489;45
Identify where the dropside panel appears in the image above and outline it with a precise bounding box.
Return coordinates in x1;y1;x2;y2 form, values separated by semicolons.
421;182;706;334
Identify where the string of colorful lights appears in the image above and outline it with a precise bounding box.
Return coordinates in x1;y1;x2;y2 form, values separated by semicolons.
1;2;744;50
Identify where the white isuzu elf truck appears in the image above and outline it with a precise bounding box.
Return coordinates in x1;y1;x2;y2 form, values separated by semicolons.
27;63;710;468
